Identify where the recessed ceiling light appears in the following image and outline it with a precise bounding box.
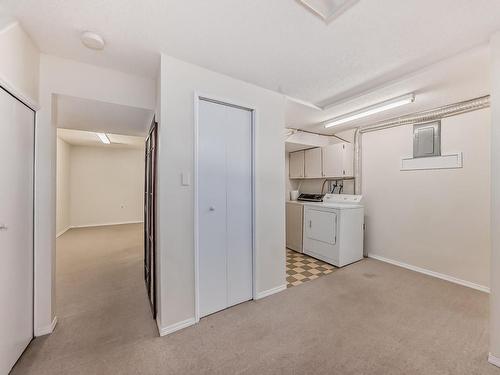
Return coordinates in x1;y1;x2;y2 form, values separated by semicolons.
81;31;105;50
297;0;359;24
96;133;111;144
324;94;416;128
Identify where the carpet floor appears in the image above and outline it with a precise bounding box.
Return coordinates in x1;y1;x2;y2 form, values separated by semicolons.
11;224;500;374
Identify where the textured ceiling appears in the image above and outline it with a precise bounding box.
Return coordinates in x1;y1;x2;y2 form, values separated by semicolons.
3;0;500;107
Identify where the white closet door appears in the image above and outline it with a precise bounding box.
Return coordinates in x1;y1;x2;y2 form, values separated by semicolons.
198;99;253;318
0;88;35;374
225;105;252;307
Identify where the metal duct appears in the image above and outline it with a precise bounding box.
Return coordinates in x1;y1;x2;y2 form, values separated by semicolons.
353;95;490;194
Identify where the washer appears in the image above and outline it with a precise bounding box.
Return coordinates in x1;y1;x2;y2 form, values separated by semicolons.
302;194;364;267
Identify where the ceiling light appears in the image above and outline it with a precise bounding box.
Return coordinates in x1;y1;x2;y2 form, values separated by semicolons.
324;94;416;128
81;31;105;50
96;133;110;144
298;0;359;24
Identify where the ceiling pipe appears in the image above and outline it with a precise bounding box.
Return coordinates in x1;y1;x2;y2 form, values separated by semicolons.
353;95;490;194
285;127;349;143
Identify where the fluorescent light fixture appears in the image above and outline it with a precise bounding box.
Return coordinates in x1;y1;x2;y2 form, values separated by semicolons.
298;0;359;24
324;93;415;128
96;132;110;144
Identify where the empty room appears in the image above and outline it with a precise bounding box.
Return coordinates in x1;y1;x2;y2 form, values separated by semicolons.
2;1;500;374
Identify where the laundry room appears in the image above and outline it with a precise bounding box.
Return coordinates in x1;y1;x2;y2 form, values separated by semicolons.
284;44;491;293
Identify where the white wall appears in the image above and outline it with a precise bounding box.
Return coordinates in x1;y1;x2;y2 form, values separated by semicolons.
56;137;71;235
0;22;39;103
69;145;144;227
157;55;286;331
36;54;156;334
362;108;491;289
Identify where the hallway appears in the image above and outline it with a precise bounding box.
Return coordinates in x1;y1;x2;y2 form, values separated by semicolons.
12;224;157;374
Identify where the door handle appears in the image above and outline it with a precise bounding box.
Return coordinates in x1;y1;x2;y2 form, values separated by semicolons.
209;206;215;212
309;220;312;228
0;224;7;230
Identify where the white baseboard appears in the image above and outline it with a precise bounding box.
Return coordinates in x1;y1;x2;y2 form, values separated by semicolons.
70;221;144;229
489;353;500;368
368;253;490;294
56;226;71;238
255;284;287;300
35;316;58;336
158;318;196;337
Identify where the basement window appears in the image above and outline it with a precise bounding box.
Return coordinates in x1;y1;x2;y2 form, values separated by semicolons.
297;0;359;24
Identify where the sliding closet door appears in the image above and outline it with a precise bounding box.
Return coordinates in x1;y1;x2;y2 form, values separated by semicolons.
198;99;253;318
0;88;35;374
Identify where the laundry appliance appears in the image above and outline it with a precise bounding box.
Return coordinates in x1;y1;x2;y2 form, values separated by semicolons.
302;194;364;267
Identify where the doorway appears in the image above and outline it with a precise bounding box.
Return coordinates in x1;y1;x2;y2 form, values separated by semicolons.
195;97;255;319
0;86;35;374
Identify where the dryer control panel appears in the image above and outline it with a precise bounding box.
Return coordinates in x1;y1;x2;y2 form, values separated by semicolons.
323;194;363;204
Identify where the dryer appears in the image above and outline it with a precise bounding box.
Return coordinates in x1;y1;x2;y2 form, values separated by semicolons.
302;194;364;267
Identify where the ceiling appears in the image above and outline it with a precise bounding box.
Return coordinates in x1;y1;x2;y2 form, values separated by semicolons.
57;128;144;149
3;0;500;108
287;44;491;134
55;95;154;136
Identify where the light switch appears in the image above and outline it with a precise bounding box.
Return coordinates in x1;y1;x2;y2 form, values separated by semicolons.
181;172;191;186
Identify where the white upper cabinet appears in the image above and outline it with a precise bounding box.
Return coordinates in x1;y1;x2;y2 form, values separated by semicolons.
289;150;305;179
304;148;323;178
289;143;353;179
322;143;354;178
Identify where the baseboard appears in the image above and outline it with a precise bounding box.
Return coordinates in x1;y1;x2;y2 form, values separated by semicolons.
56;226;71;238
70;221;144;229
35;316;58;336
489;353;500;368
255;284;287;300
158;318;196;337
368;253;490;294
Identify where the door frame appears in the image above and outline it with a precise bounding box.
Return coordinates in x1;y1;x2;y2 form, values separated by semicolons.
144;118;158;319
193;92;257;323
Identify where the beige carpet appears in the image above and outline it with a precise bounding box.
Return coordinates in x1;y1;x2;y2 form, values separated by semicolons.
12;224;500;374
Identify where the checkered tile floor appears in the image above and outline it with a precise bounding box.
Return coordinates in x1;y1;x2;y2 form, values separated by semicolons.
286;249;336;288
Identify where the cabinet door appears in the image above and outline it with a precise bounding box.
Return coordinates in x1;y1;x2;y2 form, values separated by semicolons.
342;143;354;177
304;148;322;178
289;151;304;178
322;144;343;177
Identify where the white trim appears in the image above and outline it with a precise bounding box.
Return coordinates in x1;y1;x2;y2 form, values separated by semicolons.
158;318;196;336
35;316;57;336
488;353;500;368
56;226;71;238
400;152;463;171
255;284;287;300
0;75;40;112
368;253;490;293
69;221;144;229
193;92;257;323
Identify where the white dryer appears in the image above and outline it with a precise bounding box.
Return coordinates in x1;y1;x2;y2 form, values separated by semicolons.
302;194;364;267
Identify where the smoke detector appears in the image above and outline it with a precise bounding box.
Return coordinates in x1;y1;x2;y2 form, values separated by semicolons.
81;31;105;50
297;0;359;24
